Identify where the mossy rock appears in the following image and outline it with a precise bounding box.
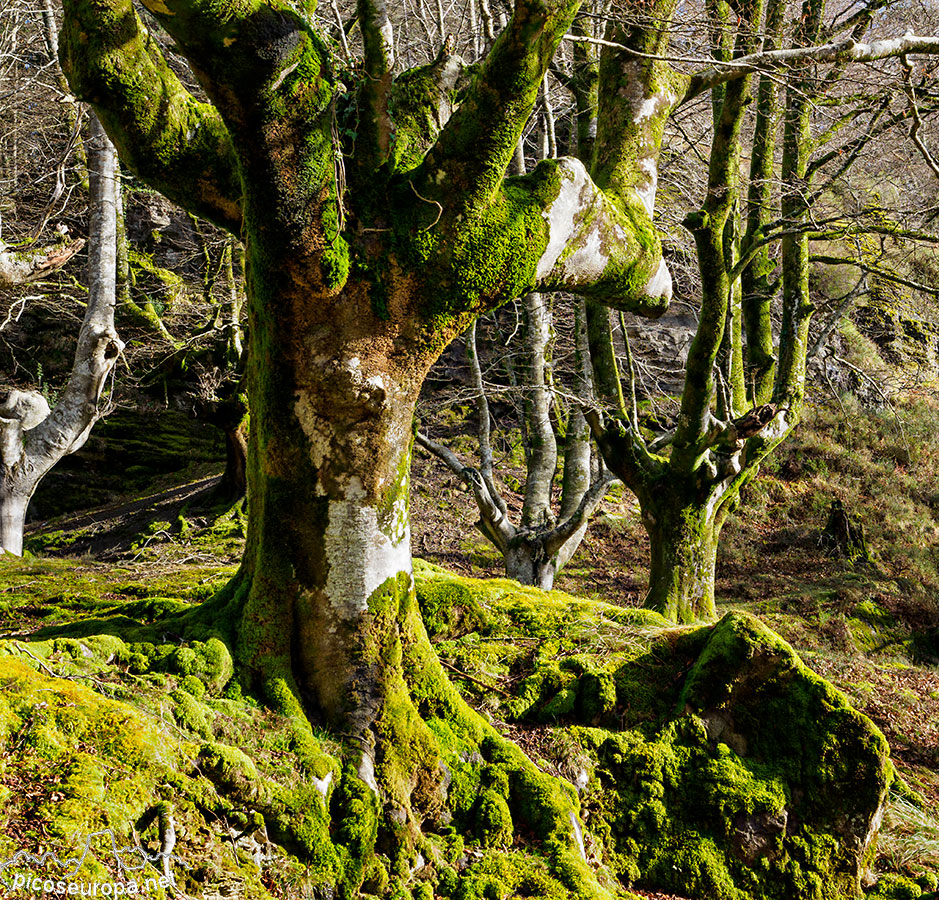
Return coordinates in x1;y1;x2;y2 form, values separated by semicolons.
29;409;225;521
577;612;892;900
414;568;893;900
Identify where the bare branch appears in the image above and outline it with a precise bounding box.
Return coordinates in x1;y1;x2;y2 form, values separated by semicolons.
902;58;939;181
685;34;939;102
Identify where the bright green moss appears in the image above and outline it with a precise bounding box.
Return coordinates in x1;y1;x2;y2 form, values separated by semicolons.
198;741;267;802
0;657;180;859
866;873;923;900
576;671;619;724
388;62;457;173
180;673;207;698
171;687;211;735
416;573;494;639
475;789;514;848
332;764;381;898
540;686;578;720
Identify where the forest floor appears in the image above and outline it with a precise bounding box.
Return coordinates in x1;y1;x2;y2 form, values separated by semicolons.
10;394;939;892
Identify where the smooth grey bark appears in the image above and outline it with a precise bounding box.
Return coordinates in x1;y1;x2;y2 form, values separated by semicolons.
0;114;123;555
417;299;613;589
520;293;558;529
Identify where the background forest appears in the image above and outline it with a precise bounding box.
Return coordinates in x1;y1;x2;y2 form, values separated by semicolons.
3;0;939;898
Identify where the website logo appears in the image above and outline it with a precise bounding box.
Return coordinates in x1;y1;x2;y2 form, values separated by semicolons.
0;829;187;896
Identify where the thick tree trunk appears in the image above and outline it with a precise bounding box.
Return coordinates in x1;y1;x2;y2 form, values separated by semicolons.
641;484;724;623
193;264;603;894
56;0;674;889
208;220;435;797
505;538;558;590
237;360;418;740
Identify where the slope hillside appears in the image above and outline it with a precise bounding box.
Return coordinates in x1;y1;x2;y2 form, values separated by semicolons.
5;394;938;899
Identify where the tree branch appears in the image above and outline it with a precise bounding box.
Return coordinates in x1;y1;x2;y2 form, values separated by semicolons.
464;320;507;515
811;254;939;298
414;431;515;550
0;238;84;288
415;430;466;476
685;34;939;102
902;59;939;181
358;0;397;170
59;0;242;232
544;467;615;557
25;117;124;475
419;0;580;213
529;158;672;312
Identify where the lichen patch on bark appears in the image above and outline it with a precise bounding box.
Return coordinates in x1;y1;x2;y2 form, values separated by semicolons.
324;498;412;619
536;158;595;280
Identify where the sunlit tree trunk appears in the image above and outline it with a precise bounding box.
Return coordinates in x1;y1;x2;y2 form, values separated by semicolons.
0;114;122;554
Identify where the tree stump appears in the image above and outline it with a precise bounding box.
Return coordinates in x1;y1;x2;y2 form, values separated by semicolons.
820;499;870;562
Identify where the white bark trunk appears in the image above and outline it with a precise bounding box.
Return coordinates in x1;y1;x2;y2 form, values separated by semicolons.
0;489;28;555
0;115;123;555
520;292;557;528
505;541;557;591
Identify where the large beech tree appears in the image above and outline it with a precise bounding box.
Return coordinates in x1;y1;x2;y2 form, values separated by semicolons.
57;0;673;893
585;4;939;622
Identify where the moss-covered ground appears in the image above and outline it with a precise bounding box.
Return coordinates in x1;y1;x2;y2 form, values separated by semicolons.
4;397;939;899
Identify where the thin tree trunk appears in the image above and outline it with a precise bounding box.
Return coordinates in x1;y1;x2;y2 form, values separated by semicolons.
519;292;557;528
0;114;122;555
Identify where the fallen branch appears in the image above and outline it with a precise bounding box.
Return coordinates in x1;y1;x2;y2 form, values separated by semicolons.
438;657;511;697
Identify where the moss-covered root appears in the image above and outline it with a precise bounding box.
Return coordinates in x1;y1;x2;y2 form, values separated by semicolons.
396;576;615;900
185;567;613;898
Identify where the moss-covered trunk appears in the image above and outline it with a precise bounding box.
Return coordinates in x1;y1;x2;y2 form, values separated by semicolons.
642;481;724;623
194;262;607;897
226;228;422;716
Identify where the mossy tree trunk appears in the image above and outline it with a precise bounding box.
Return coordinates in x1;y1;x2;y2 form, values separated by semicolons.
586;0;834;622
587;0;933;623
641;480;725;623
58;0;674;892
